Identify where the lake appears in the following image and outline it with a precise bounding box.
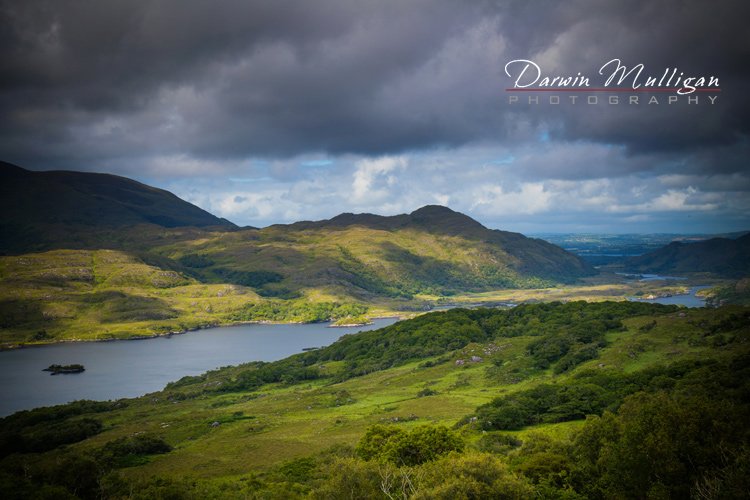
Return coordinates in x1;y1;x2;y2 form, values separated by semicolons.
629;285;710;308
0;318;398;417
0;287;711;417
615;272;688;282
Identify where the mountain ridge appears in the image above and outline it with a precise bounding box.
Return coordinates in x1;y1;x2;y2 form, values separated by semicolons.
264;204;593;284
0;161;236;254
0;161;594;290
625;233;750;277
0;161;598;344
280;205;488;236
214;205;595;296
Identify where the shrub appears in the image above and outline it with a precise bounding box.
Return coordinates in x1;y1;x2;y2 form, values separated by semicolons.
356;425;463;466
415;452;534;499
311;457;386;500
177;253;215;268
100;434;172;467
416;388;438;397
476;433;523;454
0;417;103;457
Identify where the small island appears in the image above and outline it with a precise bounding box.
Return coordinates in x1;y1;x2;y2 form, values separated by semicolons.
43;364;85;375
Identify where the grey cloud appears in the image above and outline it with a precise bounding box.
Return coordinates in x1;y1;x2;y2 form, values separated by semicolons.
497;0;750;156
0;0;747;182
159;149;749;233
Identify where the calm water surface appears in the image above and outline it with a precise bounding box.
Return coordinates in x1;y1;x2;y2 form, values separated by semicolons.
629;285;710;308
0;318;398;417
0;286;710;417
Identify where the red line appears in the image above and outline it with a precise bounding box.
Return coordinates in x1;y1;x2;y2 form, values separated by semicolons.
505;88;721;93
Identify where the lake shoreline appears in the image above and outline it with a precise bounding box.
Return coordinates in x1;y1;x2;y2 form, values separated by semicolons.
0;280;710;351
0;317;402;417
0;314;405;352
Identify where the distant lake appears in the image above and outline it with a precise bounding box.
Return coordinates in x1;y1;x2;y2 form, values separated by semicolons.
616;272;688;282
0;318;398;417
629;285;710;308
637;274;687;282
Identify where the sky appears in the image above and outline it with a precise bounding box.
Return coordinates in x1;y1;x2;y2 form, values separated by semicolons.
0;0;748;233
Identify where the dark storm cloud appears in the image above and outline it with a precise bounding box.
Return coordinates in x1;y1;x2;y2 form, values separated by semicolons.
497;0;750;155
0;0;748;178
0;0;486;166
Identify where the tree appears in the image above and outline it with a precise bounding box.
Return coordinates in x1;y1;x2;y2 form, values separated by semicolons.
572;391;750;499
356;425;464;466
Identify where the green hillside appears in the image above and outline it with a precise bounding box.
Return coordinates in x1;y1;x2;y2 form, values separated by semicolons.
0;249;263;345
156;205;595;301
625;233;750;277
0;213;597;345
0;249;375;346
0;163;593;298
1;301;747;498
0;163;602;345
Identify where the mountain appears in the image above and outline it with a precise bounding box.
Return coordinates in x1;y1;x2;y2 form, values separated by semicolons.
0;163;597;344
189;205;596;299
0;162;592;293
282;205;488;236
625;233;750;277
0;161;236;254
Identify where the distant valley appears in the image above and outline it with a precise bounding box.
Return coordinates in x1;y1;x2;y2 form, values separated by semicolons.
538;231;750;267
624;233;750;277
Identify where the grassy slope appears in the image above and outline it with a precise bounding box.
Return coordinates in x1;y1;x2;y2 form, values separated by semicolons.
0;249;261;345
147;208;595;301
1;243;725;347
5;304;745;489
701;278;750;306
155;225;558;297
0;210;599;345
